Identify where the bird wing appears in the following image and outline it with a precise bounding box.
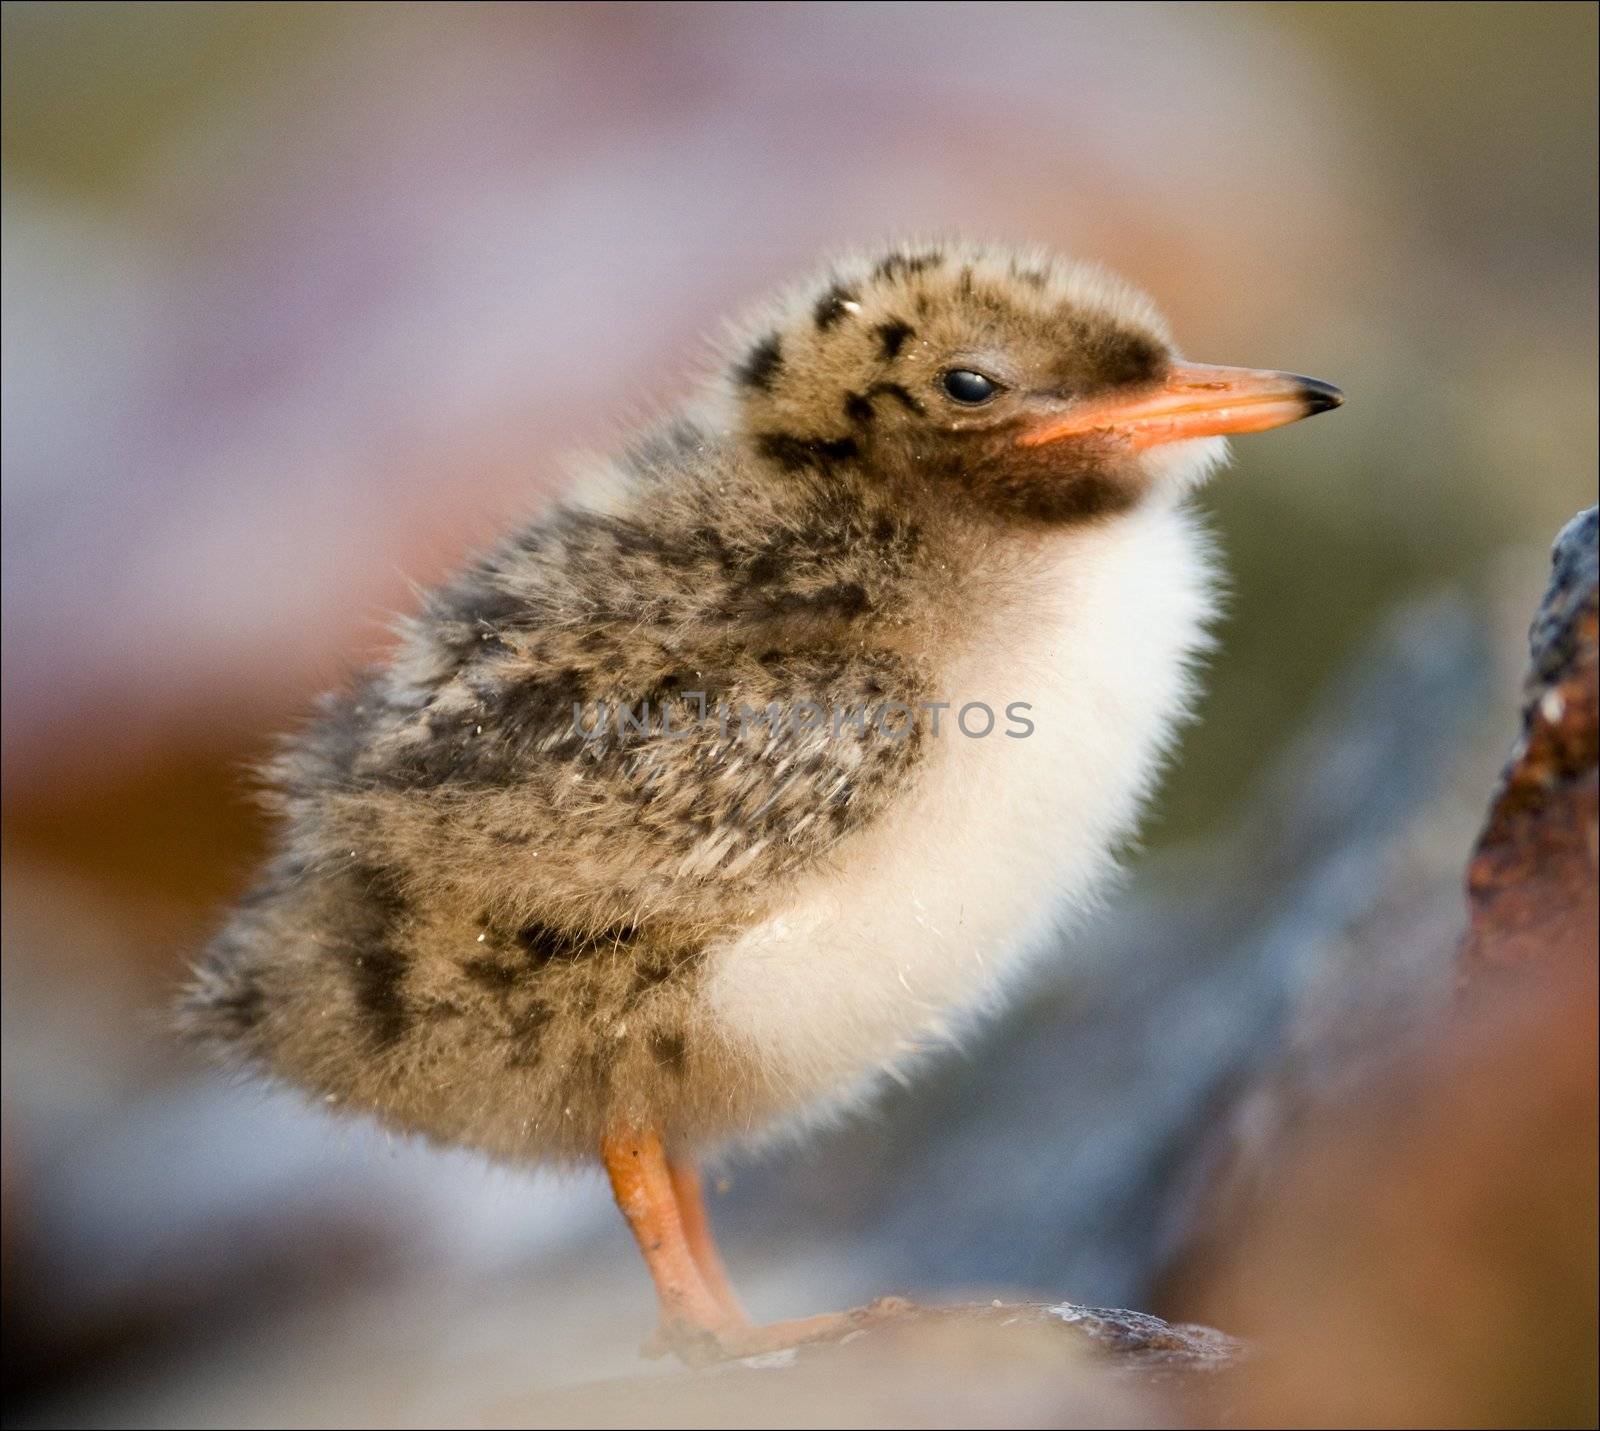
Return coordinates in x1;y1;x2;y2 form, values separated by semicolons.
269;501;933;935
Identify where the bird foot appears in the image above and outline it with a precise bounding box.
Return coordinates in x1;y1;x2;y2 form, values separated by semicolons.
647;1296;919;1367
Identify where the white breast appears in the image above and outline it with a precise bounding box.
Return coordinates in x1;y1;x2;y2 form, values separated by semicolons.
703;497;1219;1133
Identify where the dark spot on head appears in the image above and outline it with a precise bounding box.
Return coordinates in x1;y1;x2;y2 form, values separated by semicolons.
813;283;859;330
873;251;941;282
866;381;925;416
1094;330;1165;389
756;432;860;473
844;392;875;425
875;320;914;360
734;333;783;391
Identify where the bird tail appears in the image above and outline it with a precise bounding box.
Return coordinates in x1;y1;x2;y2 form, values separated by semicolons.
172;860;307;1060
173;922;271;1060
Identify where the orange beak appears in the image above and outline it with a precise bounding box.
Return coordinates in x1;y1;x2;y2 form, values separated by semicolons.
1018;363;1344;452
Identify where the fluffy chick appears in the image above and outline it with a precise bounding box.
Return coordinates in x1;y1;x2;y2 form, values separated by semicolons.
180;239;1341;1360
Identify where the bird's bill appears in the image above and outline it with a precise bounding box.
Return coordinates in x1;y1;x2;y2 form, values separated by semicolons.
1018;363;1344;452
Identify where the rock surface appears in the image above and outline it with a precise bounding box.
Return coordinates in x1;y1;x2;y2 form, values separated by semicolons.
1161;506;1599;1428
491;1302;1244;1429
1463;506;1599;973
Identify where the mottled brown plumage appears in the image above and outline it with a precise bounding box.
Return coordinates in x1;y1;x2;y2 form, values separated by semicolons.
179;239;1341;1359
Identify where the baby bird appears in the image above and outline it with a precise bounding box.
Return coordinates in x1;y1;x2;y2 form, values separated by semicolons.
181;240;1342;1361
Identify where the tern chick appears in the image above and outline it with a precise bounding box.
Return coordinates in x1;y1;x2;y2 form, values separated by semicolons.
181;239;1342;1362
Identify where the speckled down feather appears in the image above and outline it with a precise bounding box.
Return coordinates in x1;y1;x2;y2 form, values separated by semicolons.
179;240;1221;1161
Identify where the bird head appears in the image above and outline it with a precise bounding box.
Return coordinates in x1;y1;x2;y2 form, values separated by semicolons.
725;242;1342;523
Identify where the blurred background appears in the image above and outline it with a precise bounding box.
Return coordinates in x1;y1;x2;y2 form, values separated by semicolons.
3;3;1595;1426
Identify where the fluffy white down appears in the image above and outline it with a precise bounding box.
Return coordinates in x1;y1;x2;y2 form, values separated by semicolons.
704;487;1220;1132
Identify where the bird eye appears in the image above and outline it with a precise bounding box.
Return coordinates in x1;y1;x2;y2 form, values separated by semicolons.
941;369;998;404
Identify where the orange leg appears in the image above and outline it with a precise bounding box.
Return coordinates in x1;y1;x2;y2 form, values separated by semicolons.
603;1126;916;1365
667;1158;748;1326
601;1127;734;1351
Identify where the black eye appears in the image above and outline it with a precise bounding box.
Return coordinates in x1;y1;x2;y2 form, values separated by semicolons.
941;369;998;404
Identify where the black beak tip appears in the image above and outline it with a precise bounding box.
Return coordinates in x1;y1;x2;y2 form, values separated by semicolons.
1298;376;1345;415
